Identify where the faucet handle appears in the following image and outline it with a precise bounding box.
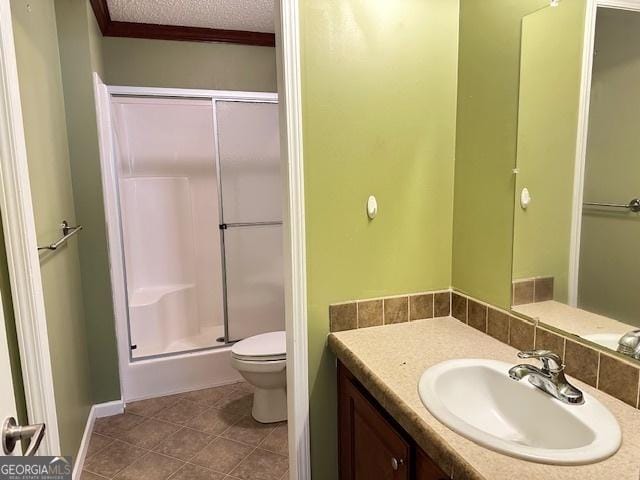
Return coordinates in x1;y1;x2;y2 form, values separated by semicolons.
618;330;640;359
517;350;563;372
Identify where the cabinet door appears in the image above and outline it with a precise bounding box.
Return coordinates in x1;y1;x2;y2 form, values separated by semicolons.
415;448;449;480
339;363;410;480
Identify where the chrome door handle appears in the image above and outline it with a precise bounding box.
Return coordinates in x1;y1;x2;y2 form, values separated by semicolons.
2;417;46;456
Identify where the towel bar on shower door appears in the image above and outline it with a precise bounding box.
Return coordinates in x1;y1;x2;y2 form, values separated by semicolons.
38;220;83;251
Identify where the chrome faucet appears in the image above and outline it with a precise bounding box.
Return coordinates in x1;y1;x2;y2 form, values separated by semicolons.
508;350;584;405
617;330;640;360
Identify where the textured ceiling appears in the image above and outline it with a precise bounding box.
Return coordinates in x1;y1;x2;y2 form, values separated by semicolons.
107;0;275;33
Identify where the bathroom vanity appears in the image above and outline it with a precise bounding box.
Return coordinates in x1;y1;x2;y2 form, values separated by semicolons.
329;317;640;480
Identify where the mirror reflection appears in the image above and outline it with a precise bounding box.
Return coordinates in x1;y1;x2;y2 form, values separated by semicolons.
512;3;640;360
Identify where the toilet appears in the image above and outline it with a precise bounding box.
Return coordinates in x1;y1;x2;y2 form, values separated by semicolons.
231;330;287;423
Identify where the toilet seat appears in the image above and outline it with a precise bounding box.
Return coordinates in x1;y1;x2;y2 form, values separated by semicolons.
232;353;286;362
231;331;286;362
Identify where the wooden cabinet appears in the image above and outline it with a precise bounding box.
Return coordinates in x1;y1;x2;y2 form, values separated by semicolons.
338;361;450;480
415;448;449;480
338;362;411;479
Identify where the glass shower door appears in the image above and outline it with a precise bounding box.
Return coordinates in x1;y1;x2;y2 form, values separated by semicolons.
111;96;224;358
215;100;284;342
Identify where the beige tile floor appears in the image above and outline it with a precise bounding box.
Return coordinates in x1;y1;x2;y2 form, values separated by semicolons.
81;382;288;480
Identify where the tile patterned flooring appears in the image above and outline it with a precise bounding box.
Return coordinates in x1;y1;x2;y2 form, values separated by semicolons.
81;382;288;480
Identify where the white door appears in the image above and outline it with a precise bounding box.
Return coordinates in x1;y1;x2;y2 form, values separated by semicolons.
0;0;59;456
0;294;19;456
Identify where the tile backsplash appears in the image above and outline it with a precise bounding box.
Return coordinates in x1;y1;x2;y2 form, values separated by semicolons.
329;291;451;332
329;288;640;410
512;276;554;305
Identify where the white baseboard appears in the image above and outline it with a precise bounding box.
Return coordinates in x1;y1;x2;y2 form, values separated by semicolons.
72;399;124;480
93;400;124;418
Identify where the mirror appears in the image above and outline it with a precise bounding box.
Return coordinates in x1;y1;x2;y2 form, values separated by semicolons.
512;2;640;361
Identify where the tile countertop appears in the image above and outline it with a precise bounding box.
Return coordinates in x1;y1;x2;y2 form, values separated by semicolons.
328;317;640;480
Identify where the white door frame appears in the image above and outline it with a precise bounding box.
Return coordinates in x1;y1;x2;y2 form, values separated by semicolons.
277;0;310;479
0;0;60;455
568;0;640;305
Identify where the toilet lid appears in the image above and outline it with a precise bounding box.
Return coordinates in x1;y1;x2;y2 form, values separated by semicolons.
231;331;286;360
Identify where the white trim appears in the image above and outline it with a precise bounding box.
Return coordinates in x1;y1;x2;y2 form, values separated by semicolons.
93;399;124;418
71;409;94;480
569;0;640;305
568;0;597;306
93;73;129;404
107;85;277;102
277;1;311;479
72;400;124;480
0;0;60;455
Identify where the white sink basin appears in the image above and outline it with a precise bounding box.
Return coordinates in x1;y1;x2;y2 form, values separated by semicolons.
418;359;621;465
582;333;620;351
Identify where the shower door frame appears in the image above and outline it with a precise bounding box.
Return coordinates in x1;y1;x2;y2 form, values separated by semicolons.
107;85;278;361
95;77;278;401
569;0;640;306
210;98;283;344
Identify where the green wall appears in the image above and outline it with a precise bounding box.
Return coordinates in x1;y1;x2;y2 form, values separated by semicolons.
453;0;554;309
300;1;460;477
102;37;276;91
512;0;585;303
11;0;92;456
579;8;640;326
55;0;121;404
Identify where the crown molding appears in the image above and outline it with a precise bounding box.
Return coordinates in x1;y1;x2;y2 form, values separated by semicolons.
89;0;275;47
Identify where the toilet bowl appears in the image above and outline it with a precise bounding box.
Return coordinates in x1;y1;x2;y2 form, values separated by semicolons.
231;331;287;423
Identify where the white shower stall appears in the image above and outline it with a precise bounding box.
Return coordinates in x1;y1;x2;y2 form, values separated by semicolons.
94;78;284;400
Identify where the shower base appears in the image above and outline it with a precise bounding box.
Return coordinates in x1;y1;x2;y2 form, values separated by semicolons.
132;324;226;359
